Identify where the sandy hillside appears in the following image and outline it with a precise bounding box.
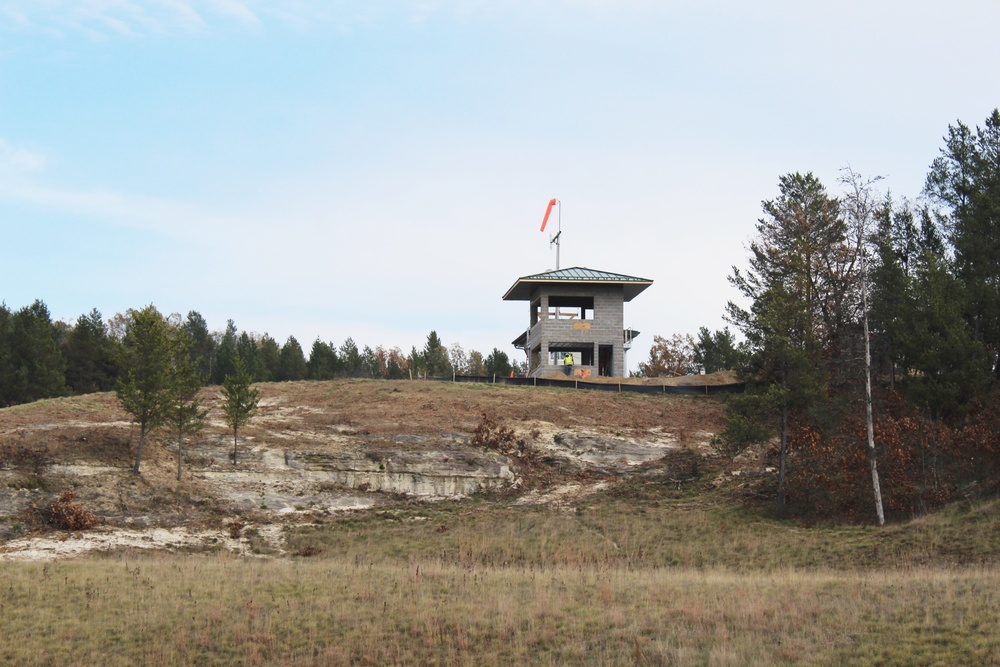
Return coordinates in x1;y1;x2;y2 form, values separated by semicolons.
0;379;729;560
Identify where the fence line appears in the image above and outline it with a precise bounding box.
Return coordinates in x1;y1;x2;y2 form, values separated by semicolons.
431;374;744;395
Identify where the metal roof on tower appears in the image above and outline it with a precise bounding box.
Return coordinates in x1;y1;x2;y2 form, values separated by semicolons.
502;266;653;302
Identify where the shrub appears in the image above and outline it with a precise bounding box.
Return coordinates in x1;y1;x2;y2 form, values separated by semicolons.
472;412;516;454
227;520;245;539
47;491;99;531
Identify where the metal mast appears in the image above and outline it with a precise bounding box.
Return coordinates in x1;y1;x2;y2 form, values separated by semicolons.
551;201;562;269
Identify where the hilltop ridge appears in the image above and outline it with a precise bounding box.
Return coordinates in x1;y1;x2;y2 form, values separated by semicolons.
1;379;727;559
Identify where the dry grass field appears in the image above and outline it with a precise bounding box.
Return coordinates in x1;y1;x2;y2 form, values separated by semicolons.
1;379;999;665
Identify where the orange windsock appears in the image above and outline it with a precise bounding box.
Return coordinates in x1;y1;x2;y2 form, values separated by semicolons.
540;198;557;232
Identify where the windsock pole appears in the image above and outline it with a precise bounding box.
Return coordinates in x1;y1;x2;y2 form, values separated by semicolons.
540;198;561;269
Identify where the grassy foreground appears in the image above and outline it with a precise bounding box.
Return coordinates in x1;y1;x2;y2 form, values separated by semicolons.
2;557;998;666
3;489;1000;666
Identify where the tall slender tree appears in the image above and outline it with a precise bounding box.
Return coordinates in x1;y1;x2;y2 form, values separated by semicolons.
869;200;921;388
116;305;174;474
727;173;847;517
164;328;207;481
422;331;452;377
925;109;1000;377
221;357;260;466
237;331;265;382
181;311;215;384
212;320;239;385
840;167;885;526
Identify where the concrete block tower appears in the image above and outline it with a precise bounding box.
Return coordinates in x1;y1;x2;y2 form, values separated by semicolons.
504;266;652;378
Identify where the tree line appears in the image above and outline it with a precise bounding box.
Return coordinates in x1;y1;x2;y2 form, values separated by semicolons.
0;302;522;408
633;328;742;378
708;109;1000;523
633;110;1000;523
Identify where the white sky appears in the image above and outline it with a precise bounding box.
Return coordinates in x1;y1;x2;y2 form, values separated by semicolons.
1;1;998;371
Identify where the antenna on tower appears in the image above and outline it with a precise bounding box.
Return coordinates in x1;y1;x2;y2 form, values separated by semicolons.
540;198;562;269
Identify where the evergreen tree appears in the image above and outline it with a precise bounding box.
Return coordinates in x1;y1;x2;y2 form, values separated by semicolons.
485;348;512;378
277;336;307;381
869;201;921;387
181;311;215;384
925;109;1000;376
259;333;281;381
338;337;362;378
237;331;265;382
164;327;207;481
727;173;848;517
6;300;66;404
407;345;425;378
692;327;741;373
116;305;174;474
220;356;260;466
895;244;993;419
0;303;12;405
360;345;379;378
422;331;452;377
212;320;239;385
65;309;117;394
307;339;338;380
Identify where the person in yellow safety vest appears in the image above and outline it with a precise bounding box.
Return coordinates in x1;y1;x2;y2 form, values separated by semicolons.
563;353;573;375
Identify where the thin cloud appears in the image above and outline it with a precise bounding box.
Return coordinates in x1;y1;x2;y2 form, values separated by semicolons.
0;139;45;173
208;0;259;25
0;173;253;246
0;1;632;38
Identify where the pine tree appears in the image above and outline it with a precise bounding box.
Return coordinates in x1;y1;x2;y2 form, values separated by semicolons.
338;338;362;378
212;320;239;385
181;311;215;384
727;173;847;517
277;336;306;381
221;357;260;466
6;300;67;404
360;345;379;378
0;303;12;406
307;339;338;380
164;328;207;481
422;331;452;377
237;331;265;382
116;305;174;474
895;244;992;419
259;334;281;381
925;109;1000;377
485;348;512;378
65;309;117;394
869;201;921;388
692;327;741;373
